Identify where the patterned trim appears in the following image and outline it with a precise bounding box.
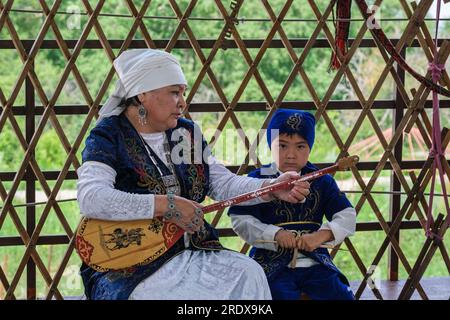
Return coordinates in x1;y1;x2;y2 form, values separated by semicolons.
286;113;302;130
173;125;207;203
187;164;206;202
275;221;321;227
125;137;166;194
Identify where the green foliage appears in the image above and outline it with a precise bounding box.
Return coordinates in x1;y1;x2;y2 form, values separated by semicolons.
35;129;67;169
0;125;22;171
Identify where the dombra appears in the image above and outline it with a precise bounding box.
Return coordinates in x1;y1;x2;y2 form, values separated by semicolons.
75;155;359;272
75;217;184;272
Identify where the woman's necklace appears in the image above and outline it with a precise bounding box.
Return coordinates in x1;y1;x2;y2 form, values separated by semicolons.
138;133;181;196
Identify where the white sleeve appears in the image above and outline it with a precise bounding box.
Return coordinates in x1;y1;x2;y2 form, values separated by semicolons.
319;207;356;246
76;161;155;221
207;155;270;205
230;213;282;252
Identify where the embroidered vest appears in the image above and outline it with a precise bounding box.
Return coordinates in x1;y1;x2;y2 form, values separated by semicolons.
229;162;352;284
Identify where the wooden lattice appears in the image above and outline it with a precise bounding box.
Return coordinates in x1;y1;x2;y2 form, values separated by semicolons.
0;0;449;300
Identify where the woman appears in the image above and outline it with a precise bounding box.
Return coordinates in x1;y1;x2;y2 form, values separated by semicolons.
77;49;310;300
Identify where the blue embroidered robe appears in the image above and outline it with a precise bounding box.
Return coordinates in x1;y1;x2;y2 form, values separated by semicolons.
228;162;352;284
79;114;222;300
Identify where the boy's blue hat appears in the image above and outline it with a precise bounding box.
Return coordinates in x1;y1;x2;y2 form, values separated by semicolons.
267;109;316;150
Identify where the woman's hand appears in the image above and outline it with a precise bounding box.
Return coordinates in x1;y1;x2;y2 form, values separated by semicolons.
274;229;298;249
154;195;204;234
267;172;310;203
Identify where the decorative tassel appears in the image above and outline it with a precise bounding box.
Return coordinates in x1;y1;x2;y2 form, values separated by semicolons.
330;0;352;70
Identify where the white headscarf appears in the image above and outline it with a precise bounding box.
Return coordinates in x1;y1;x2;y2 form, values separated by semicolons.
97;49;187;124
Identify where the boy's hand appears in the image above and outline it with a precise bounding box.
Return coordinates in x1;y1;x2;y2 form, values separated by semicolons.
270;172;310;203
297;230;334;252
274;230;298;249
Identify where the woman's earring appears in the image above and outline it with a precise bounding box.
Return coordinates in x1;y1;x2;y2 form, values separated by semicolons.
137;104;147;126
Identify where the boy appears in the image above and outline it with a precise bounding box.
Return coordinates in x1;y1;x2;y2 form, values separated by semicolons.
228;109;356;300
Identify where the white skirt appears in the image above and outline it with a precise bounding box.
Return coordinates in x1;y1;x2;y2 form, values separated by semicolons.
129;250;272;300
